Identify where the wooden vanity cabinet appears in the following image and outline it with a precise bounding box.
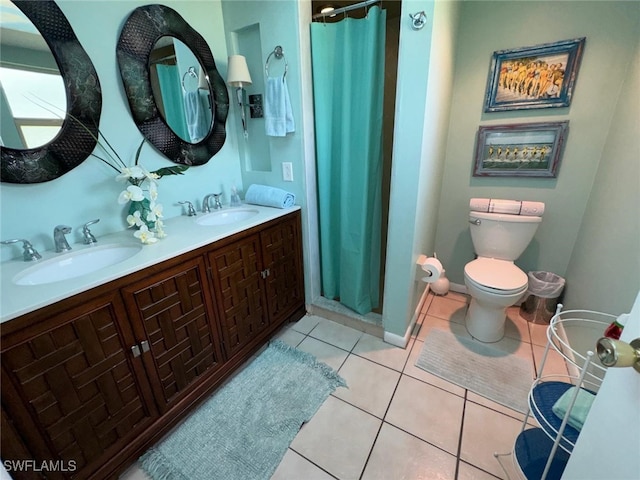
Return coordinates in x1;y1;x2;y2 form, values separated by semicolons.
260;212;305;327
208;234;268;357
208;211;305;358
1;210;305;479
120;255;225;414
1;289;158;480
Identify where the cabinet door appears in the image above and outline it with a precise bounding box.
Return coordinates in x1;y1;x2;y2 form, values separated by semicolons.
1;291;156;479
121;256;225;414
208;234;268;357
261;212;305;326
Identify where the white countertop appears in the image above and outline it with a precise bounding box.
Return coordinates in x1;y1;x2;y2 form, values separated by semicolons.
0;205;300;324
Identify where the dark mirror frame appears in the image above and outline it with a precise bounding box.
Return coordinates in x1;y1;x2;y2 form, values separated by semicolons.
0;0;102;184
116;4;229;166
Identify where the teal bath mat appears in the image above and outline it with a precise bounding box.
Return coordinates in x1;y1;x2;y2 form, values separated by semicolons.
416;329;533;413
140;340;346;480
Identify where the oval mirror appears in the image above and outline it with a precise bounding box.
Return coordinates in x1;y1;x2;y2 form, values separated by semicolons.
148;36;213;144
117;5;228;166
0;0;102;184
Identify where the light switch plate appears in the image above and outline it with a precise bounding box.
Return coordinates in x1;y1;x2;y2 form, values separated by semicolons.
282;162;293;182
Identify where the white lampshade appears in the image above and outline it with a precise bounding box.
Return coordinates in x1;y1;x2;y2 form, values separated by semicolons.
227;55;252;87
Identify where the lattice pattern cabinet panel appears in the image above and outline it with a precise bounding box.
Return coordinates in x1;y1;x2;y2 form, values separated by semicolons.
208;234;268;357
1;292;156;478
260;214;304;326
121;256;224;412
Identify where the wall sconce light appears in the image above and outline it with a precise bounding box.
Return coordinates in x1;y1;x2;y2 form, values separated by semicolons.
227;55;253;138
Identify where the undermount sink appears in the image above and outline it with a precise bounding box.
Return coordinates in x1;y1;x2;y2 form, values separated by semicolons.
196;208;259;226
13;243;142;286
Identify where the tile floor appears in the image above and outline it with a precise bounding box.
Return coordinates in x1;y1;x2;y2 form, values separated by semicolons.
122;291;570;480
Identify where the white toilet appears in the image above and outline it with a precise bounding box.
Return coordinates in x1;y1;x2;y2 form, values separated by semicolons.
464;210;542;342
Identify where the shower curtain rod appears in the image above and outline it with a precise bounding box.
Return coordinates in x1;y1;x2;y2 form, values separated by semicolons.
312;0;381;20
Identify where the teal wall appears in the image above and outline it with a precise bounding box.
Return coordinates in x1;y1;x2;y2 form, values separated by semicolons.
382;0;460;338
434;1;640;309
220;0;307;205
2;0;637;337
0;0;244;261
563;38;640;315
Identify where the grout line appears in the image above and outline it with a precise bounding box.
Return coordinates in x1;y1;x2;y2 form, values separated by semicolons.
457;459;504;480
287;446;340;479
357;421;384;480
454;389;468;479
289;309;538;479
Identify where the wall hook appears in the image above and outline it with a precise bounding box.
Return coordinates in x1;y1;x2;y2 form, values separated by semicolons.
409;11;427;30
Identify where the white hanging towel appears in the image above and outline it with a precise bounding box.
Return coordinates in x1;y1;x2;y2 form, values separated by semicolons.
264;77;295;137
184;91;207;142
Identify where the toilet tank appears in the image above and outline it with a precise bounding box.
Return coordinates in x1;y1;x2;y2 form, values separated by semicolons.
469;211;542;261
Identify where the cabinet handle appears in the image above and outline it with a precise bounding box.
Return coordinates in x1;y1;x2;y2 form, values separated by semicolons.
261;268;271;279
131;345;141;357
140;340;150;353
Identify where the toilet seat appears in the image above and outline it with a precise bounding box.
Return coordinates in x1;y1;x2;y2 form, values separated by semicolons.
464;257;527;295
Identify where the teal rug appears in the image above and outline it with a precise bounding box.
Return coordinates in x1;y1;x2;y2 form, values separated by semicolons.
416;329;533;413
140;340;346;480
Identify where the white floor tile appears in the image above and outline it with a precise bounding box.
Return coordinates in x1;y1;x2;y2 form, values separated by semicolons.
361;423;457;480
504;306;532;344
271;449;335;480
416;314;471;343
528;320;551;347
291;314;323;335
457;460;504;480
308;318;363;351
274;326;306;347
296;336;349;372
428;295;468;323
334;354;401;418
291;396;381;480
460;401;523;478
385;375;464;455
352;332;411;372
532;343;569;378
465;391;528;424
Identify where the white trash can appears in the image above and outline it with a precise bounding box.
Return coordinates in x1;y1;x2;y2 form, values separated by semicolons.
519;271;565;324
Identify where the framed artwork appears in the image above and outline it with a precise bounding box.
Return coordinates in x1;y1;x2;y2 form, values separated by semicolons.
484;38;585;112
473;121;569;178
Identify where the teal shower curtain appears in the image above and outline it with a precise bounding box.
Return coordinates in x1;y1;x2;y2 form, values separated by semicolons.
156;64;189;141
311;7;386;315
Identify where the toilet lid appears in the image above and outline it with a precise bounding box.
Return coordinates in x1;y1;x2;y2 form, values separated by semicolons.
464;258;527;292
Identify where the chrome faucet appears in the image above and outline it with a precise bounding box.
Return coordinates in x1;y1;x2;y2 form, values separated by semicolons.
53;225;72;253
1;239;42;261
82;219;100;245
202;193;223;213
178;201;197;216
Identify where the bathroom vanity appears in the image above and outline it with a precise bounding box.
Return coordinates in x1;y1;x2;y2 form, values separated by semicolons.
0;207;305;479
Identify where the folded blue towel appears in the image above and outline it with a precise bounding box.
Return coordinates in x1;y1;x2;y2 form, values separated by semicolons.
551;386;595;431
245;184;295;209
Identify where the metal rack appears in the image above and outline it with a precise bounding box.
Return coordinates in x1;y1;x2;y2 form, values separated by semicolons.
495;306;614;480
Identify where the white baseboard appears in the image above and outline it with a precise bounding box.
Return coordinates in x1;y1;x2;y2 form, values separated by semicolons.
449;282;467;294
383;285;431;349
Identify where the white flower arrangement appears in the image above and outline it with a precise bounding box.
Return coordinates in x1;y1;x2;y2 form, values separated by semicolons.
95;139;188;244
